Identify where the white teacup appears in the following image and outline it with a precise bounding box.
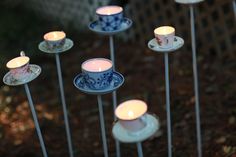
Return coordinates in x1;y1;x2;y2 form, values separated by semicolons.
154;26;175;49
6;56;30;80
115;99;148;133
44;31;66;49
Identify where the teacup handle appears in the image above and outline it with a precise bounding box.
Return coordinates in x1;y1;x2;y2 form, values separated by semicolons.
140;114;147;126
20;51;25;56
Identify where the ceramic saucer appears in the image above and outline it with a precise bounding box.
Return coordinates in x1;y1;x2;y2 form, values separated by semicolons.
3;64;41;86
73;71;124;95
148;36;184;53
175;0;204;4
88;18;132;35
112;114;160;143
38;38;73;54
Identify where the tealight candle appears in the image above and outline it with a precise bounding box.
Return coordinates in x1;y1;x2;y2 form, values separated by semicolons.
96;6;123;31
82;58;112;72
43;31;66;49
175;0;204;4
81;58;113;90
6;56;30;80
154;26;175;49
115;100;148;132
96;6;123;15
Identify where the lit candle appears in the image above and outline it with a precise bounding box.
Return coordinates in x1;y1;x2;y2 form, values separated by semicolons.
82;58;112;72
115;100;147;120
43;31;66;49
175;0;204;4
81;58;113;90
44;31;66;41
96;6;123;15
6;56;30;80
96;6;123;31
154;26;175;49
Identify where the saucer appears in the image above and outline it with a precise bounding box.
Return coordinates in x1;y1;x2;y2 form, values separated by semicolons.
175;0;204;4
112;114;160;143
88;18;132;35
73;71;124;95
38;38;73;54
3;64;41;86
148;36;184;53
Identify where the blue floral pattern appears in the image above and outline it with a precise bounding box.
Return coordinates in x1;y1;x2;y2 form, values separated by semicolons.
98;13;123;31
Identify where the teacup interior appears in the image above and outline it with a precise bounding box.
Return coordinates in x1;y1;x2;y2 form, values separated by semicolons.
82;58;112;72
115;100;148;120
6;56;29;69
44;31;65;41
154;26;175;35
96;6;123;15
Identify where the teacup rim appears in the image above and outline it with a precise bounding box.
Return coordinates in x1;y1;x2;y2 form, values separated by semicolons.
6;56;30;69
81;58;113;73
115;99;148;120
154;26;175;35
43;31;66;42
96;5;123;16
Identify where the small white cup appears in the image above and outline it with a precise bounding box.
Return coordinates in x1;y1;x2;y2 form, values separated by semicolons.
44;31;66;49
6;56;30;80
115;99;148;133
154;26;175;49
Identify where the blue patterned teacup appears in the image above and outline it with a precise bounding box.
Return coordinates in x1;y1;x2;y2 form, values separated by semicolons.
96;6;123;31
81;58;113;90
44;31;66;50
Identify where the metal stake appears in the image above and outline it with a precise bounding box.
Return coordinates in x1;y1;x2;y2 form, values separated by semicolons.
24;84;48;157
136;142;144;157
190;5;202;157
109;35;121;157
164;53;172;157
55;53;74;157
97;95;109;157
233;0;236;19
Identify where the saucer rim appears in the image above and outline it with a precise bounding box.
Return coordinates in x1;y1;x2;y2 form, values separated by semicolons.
38;38;73;54
148;36;184;53
3;64;41;86
112;114;160;143
73;71;124;95
88;17;132;35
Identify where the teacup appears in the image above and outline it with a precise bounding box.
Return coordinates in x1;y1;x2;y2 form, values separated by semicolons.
154;26;175;49
115;99;148;133
44;31;66;50
96;5;123;31
81;58;113;90
6;56;30;80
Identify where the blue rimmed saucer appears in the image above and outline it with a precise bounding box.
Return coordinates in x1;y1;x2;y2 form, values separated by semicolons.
3;64;41;86
38;38;73;54
175;0;204;4
112;114;160;143
73;71;124;95
148;36;184;53
88;17;132;35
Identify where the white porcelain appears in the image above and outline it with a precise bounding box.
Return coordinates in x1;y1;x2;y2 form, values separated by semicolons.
44;31;66;49
81;58;113;90
96;6;123;31
148;36;184;53
6;56;30;80
112;114;160;143
115;100;148;132
154;26;175;49
3;64;41;86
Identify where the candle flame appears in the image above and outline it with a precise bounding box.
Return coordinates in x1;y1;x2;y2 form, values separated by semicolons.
98;67;102;72
128;111;134;118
